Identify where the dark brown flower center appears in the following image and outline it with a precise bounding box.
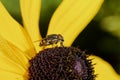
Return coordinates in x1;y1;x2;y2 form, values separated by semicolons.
28;47;95;80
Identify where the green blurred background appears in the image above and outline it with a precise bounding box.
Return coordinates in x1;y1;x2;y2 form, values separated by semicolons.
1;0;120;74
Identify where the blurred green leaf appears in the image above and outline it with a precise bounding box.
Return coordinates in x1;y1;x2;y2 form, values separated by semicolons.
95;0;120;21
101;15;120;38
40;0;62;36
1;0;22;23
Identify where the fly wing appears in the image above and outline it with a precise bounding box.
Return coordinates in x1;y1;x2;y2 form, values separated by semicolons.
47;34;58;39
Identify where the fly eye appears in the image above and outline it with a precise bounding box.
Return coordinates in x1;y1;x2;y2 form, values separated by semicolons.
39;42;42;46
39;40;44;45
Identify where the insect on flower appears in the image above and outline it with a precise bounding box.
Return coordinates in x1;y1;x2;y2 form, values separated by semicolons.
39;34;64;47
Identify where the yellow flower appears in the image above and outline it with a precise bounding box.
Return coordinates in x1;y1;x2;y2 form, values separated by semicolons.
0;0;119;80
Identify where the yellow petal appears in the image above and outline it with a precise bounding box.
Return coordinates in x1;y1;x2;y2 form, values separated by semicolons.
0;37;29;79
0;51;27;76
0;2;35;54
20;0;42;43
89;55;120;80
47;0;104;46
0;70;26;80
0;35;29;70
